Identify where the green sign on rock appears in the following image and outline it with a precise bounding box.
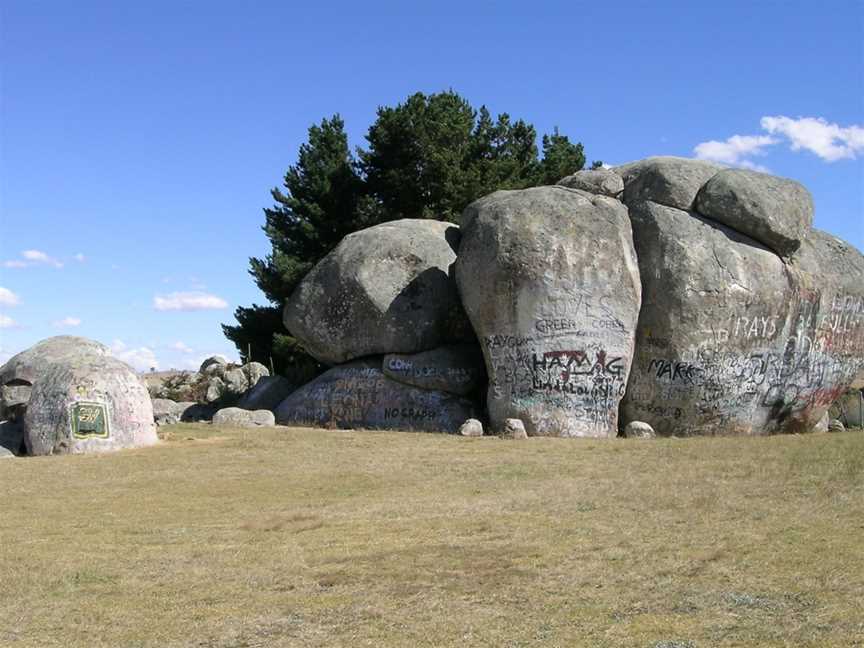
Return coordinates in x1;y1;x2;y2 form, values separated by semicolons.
70;401;109;439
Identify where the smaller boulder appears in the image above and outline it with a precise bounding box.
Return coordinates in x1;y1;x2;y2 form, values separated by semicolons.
828;419;846;433
459;418;484;437
502;418;528;439
624;421;656;439
151;399;197;426
695;168;813;257
236;375;296;411
205;377;225;403
557;168;623;197
222;368;250;398
212;407;276;428
244;362;270;384
617;156;721;211
200;356;228;374
0;445;14;459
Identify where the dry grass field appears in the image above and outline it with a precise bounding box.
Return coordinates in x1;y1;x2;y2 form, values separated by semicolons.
1;424;862;648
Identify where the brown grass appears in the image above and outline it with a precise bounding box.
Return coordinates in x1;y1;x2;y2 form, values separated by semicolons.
1;425;862;647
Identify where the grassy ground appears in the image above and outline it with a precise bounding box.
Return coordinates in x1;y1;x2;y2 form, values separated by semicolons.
1;425;862;648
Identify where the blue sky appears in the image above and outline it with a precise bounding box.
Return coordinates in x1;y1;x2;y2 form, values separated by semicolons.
1;1;862;370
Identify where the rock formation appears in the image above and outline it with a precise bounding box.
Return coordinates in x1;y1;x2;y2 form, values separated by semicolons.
617;158;863;436
270;158;862;437
456;186;641;437
0;337;157;455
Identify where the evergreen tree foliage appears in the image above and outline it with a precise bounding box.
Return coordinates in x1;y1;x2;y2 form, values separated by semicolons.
224;91;592;372
538;127;586;185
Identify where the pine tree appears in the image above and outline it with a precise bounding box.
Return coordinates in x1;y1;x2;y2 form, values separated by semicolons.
538;127;586;185
224;92;592;371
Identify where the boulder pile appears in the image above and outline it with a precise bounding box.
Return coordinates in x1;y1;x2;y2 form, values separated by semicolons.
275;157;864;437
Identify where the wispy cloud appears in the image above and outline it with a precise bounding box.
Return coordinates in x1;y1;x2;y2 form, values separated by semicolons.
53;316;82;328
0;314;18;329
3;249;64;269
693;134;776;171
22;250;63;268
74;253;86;262
694;115;864;170
0;287;20;307
153;291;228;311
111;339;160;371
172;341;194;354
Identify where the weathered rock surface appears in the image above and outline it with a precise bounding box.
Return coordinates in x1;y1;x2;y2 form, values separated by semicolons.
623;420;655;439
0;337;110;387
274;359;477;433
458;418;484;437
620;197;864;436
456;186;641;437
284;219;472;365
151;398;197;426
205;377;225;403
0;445;14;459
695;169;813;257
236;375;296;411
620;200;792;436
220;362;270;399
828;419;845;433
23;353;157;455
617;156;721;211
212;407;275;428
557;168;623;197
774;230;864;431
382;344;485;395
502;418;527;439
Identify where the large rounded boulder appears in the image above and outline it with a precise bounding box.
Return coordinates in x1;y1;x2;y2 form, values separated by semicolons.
619;191;863;437
23;352;157;455
0;336;110;420
456;186;642;437
284;219;473;365
619;200;793;436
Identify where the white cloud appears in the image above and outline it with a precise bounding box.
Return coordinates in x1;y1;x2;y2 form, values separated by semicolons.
3;249;63;269
172;341;194;354
110;339;160;372
0;287;20;307
22;249;63;268
53;316;82;328
153;291;228;311
0;314;17;329
74;253;86;262
761;116;864;162
694;116;864;170
693;134;777;167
